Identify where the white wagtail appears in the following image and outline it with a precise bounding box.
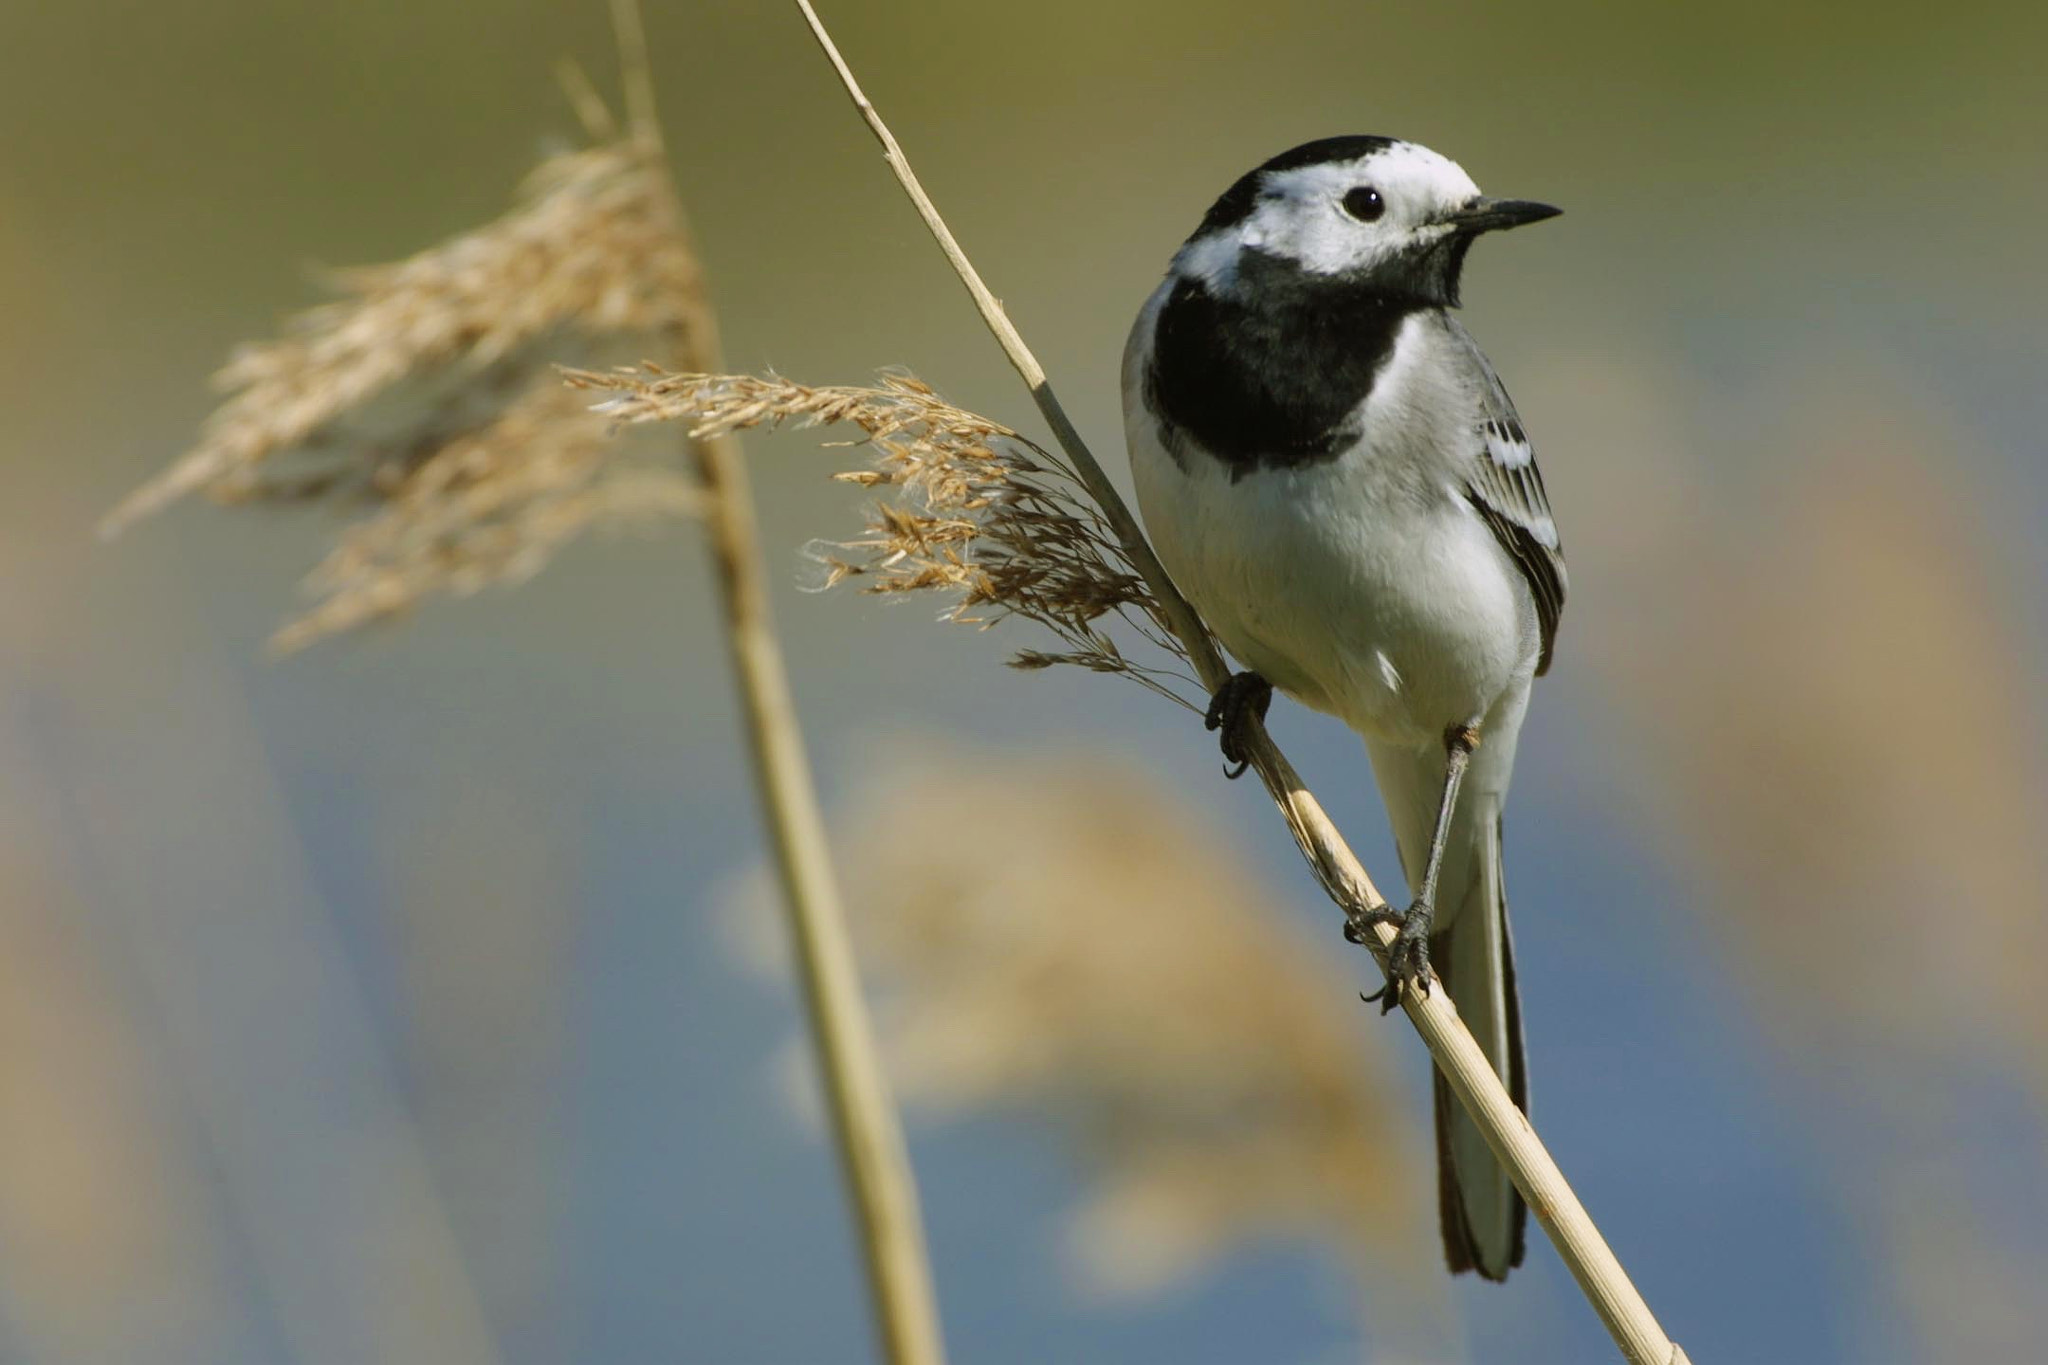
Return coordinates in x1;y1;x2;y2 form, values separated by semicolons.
1121;136;1563;1280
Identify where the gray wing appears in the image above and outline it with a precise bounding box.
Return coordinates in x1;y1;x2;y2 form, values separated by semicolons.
1442;317;1567;676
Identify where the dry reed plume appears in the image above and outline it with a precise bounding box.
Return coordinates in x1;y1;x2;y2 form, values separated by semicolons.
103;13;949;1360
102;135;707;651
566;366;1200;706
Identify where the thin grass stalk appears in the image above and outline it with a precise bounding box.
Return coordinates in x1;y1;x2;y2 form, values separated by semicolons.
691;423;947;1365
789;5;1687;1361
616;5;945;1362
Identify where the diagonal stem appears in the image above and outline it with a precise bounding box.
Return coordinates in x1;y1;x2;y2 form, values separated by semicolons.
790;5;1689;1362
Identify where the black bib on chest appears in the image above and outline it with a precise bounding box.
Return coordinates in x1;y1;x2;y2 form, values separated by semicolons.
1146;252;1424;479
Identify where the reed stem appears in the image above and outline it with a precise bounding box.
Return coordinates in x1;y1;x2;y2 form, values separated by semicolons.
790;4;1687;1360
619;4;947;1360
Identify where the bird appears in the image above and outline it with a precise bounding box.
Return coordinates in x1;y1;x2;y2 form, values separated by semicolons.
1121;135;1564;1281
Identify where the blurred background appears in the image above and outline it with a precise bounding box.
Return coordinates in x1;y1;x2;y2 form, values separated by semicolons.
3;0;2045;1361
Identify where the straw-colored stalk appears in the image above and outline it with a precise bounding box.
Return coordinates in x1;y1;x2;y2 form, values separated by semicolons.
603;10;945;1363
104;2;948;1355
786;4;1688;1361
688;431;946;1365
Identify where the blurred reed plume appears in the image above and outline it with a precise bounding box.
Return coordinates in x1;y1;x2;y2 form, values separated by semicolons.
101;133;707;650
0;791;225;1364
727;743;1448;1347
567;366;1199;705
1563;358;2048;1359
1580;373;2048;1067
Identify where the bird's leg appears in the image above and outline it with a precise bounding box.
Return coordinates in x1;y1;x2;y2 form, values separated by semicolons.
1365;723;1480;1013
1204;671;1273;779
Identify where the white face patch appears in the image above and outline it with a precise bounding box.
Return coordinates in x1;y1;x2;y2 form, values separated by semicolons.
1176;140;1483;288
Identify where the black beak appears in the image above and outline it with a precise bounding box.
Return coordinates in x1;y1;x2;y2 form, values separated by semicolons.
1446;197;1562;235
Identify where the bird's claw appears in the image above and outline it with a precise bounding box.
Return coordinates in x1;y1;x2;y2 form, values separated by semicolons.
1355;901;1434;1014
1204;671;1273;779
1342;901;1403;945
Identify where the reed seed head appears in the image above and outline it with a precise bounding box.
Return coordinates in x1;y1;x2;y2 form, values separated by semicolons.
564;367;1202;706
106;137;710;651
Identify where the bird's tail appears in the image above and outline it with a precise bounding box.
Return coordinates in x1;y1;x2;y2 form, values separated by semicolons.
1367;739;1528;1281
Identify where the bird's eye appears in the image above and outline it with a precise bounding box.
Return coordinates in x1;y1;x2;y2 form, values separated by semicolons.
1341;186;1385;222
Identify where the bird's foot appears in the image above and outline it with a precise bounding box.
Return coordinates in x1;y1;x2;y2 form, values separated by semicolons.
1342;902;1403;945
1356;901;1435;1015
1203;671;1273;779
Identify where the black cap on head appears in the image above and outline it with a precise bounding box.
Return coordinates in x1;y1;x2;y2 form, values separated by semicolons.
1194;135;1400;237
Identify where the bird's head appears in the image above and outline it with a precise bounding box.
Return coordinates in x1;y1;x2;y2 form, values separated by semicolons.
1172;136;1559;307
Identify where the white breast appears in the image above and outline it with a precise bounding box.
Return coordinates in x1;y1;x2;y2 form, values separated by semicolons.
1123;297;1535;746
